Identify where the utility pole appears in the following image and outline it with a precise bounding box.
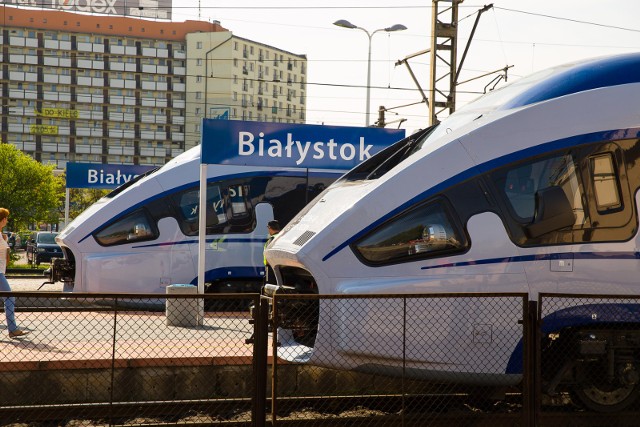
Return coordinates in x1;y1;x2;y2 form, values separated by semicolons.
429;0;462;126
394;2;504;127
376;106;386;128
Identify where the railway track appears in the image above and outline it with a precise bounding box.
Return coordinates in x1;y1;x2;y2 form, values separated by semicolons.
1;393;636;426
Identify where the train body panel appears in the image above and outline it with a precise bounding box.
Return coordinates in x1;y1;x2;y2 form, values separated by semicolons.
265;53;640;408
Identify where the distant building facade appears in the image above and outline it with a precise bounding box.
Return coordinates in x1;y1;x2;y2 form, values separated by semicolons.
0;6;307;167
185;33;307;142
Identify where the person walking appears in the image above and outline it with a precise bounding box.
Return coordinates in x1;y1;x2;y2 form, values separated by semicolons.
0;208;29;338
263;220;281;285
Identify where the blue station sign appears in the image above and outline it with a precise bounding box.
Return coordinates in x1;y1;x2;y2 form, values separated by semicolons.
201;120;405;169
66;163;156;189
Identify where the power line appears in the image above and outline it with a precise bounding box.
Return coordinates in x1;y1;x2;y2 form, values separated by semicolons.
494;6;640;34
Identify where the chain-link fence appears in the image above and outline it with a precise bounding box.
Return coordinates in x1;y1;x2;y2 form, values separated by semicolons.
271;293;530;426
3;291;640;426
0;291;260;426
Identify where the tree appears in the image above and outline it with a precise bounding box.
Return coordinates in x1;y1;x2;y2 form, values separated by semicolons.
0;144;64;231
68;187;110;220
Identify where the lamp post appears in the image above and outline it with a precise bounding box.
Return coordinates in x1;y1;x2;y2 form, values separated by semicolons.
333;19;407;126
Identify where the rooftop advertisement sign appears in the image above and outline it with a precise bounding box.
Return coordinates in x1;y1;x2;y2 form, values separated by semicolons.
2;0;172;20
201;119;406;170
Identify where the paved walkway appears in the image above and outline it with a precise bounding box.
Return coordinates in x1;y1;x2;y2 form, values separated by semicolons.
1;256;268;371
0;277;265;372
0;309;260;371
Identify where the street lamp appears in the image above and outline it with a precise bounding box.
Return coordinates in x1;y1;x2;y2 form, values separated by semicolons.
333;19;407;126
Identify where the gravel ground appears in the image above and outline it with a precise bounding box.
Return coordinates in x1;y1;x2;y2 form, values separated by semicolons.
8;276;63;292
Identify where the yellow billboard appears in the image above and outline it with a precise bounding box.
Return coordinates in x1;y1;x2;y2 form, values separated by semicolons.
30;125;59;135
36;108;79;119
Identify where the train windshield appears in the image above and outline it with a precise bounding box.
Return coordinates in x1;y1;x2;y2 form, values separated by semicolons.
341;126;437;181
104;167;159;199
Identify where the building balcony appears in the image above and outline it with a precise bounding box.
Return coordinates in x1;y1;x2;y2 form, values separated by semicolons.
140;131;156;140
76;128;103;137
142;115;167;124
108;129;135;139
42;143;70;153
10;141;37;151
77;110;103;120
140;147;167;157
110;45;125;55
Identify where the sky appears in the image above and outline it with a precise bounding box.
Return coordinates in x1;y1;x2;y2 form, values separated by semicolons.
169;1;640;133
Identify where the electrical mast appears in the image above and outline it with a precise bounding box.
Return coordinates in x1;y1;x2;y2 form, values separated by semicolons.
429;0;461;126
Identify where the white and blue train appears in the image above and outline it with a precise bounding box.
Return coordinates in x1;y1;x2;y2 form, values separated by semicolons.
264;53;640;412
49;149;341;294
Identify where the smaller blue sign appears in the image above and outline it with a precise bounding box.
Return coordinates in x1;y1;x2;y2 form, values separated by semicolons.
66;163;156;189
201;120;405;170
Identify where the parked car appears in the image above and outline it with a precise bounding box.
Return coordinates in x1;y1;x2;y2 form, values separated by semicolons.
26;232;63;266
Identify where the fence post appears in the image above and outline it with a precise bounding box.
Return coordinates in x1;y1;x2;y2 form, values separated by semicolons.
109;297;119;427
522;298;539;427
252;295;269;427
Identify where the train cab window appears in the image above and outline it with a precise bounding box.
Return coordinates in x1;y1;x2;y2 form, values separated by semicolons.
353;200;467;265
590;153;621;213
94;209;158;246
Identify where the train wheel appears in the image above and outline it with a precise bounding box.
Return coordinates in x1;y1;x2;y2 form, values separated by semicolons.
571;363;640;412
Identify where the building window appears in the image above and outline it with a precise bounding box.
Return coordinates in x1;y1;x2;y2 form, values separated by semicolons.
195;92;202;99
196;41;203;49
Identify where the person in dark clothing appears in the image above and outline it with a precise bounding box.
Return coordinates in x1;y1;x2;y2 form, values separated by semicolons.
263;220;281;285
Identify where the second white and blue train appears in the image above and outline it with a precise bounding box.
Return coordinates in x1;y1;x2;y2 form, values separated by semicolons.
264;53;640;412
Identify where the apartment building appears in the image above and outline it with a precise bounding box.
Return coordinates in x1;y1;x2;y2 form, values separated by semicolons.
185;33;307;142
0;6;307;168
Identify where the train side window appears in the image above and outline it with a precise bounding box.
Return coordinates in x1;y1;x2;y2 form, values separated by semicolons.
175;185;227;235
94;209;158;246
207;185;228;225
590;153;621;213
229;184;250;217
492;153;585;229
353;200;467;265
